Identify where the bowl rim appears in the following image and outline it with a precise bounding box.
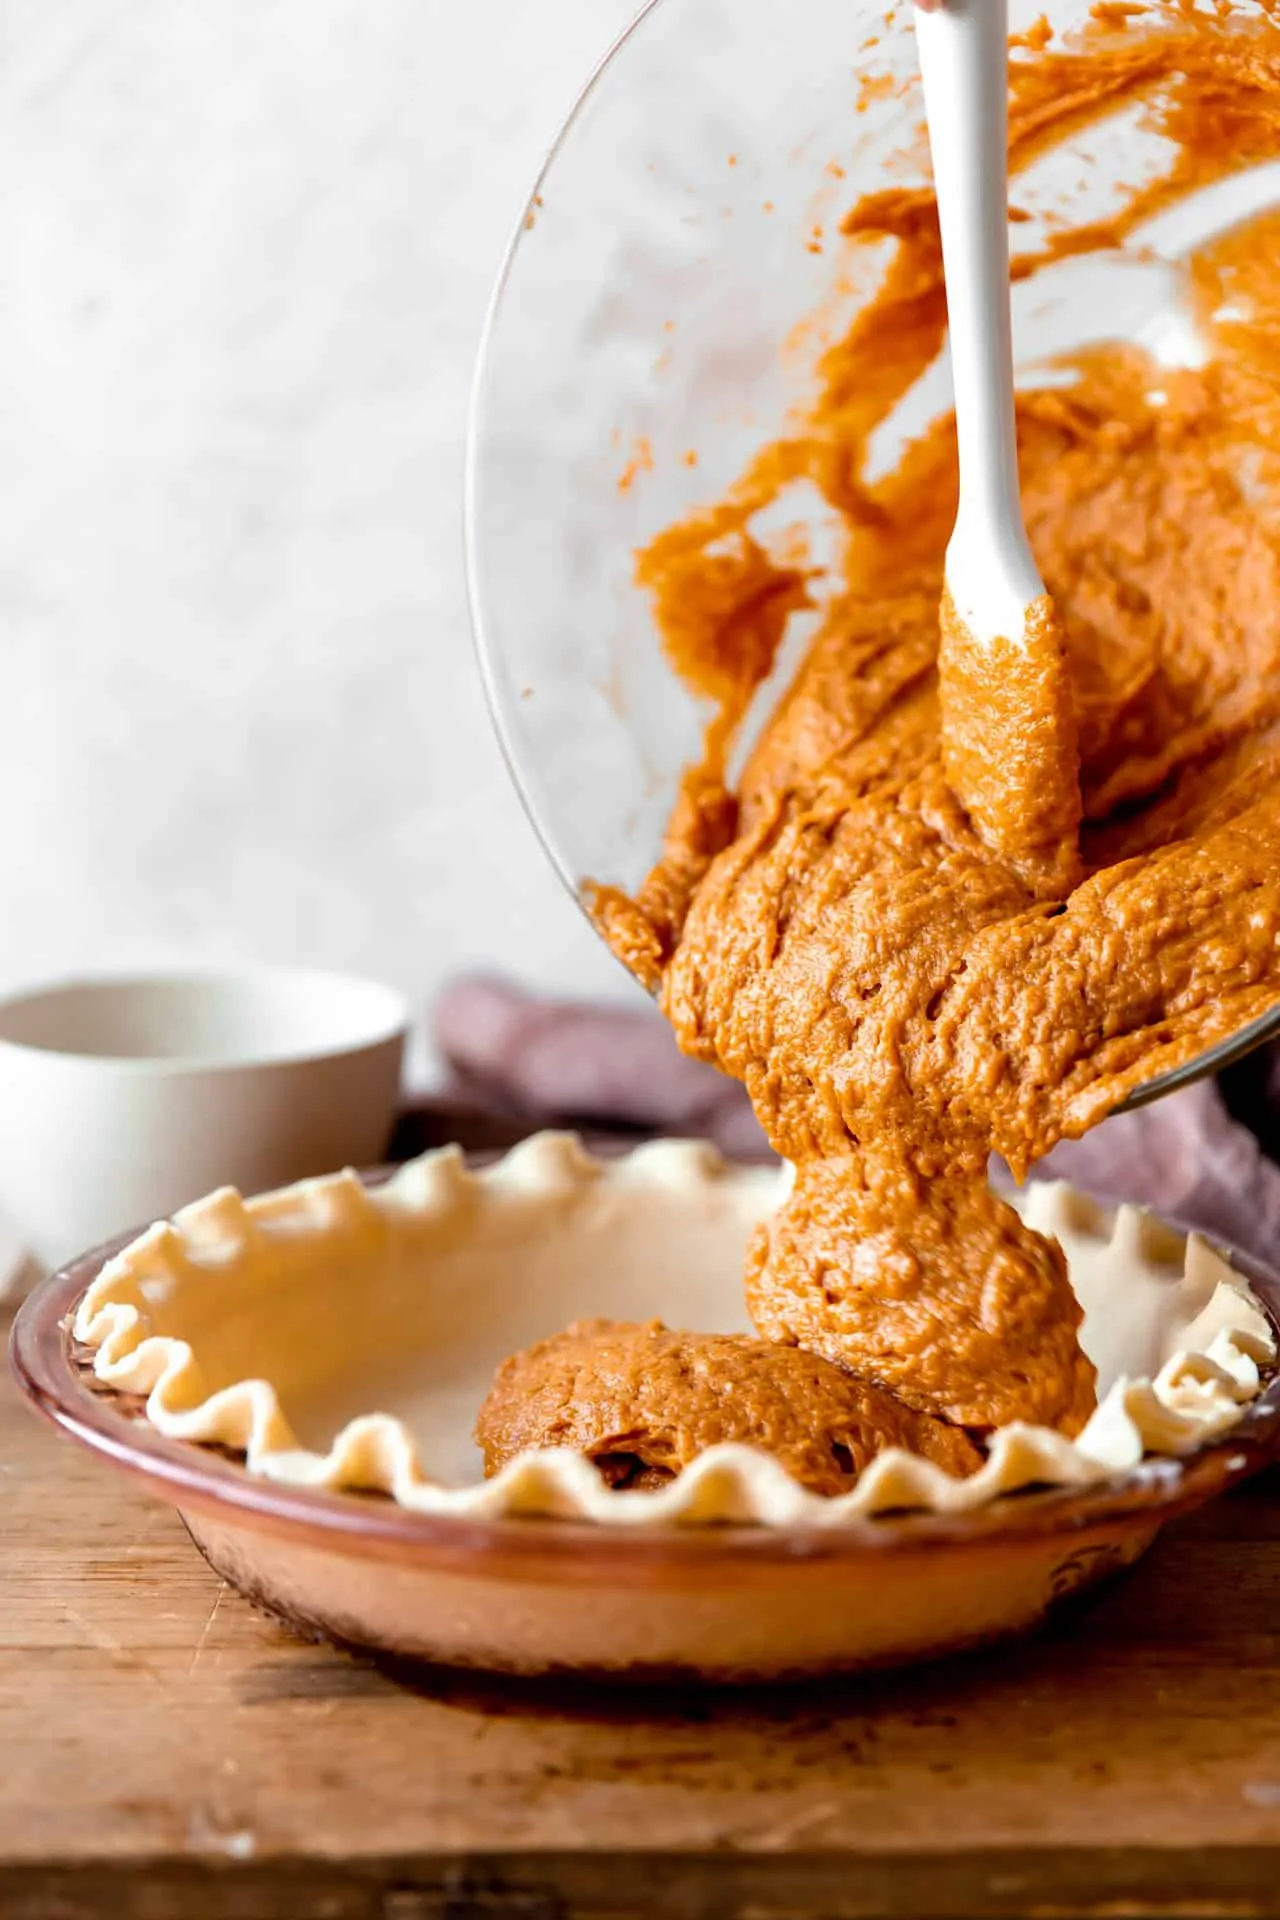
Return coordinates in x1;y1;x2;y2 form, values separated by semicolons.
10;1159;1280;1578
0;966;410;1076
463;0;670;917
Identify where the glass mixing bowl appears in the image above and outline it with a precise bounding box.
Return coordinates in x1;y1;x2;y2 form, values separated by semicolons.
465;0;1280;1104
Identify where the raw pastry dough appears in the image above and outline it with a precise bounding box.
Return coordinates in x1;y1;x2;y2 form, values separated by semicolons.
72;1134;1274;1528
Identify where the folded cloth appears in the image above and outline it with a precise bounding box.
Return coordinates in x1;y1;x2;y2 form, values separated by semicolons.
1034;1077;1280;1258
434;976;1280;1264
435;976;771;1161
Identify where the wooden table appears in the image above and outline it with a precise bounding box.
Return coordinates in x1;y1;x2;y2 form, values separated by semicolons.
6;1305;1280;1920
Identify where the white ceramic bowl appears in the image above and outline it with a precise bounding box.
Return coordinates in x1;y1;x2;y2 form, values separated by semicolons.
0;968;408;1270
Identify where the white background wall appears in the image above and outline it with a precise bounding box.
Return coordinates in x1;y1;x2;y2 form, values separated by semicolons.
1;0;648;1084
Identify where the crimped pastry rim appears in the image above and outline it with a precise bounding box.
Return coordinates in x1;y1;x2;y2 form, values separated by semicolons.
60;1132;1276;1531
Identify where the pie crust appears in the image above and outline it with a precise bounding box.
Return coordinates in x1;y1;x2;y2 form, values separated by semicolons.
72;1132;1275;1528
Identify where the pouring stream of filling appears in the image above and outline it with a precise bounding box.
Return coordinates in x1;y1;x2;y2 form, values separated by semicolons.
482;1;1280;1483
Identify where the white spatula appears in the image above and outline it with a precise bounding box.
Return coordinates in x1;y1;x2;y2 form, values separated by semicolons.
914;0;1082;896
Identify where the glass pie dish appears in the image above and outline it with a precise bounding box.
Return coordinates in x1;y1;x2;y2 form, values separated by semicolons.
12;1133;1280;1682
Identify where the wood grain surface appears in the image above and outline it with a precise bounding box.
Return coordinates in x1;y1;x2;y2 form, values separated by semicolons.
5;1302;1280;1920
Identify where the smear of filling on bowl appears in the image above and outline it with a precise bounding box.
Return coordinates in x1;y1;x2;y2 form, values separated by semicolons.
483;1;1280;1491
